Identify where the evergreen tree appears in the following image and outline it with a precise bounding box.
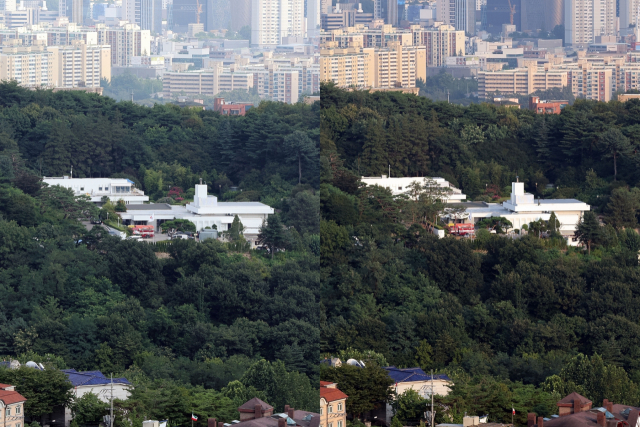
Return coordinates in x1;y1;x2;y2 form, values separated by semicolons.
257;214;287;258
605;188;638;230
548;212;561;236
284;130;317;185
575;211;602;254
361;121;387;176
598;128;632;181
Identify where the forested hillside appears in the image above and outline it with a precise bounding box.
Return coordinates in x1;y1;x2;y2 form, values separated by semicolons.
0;82;320;418
320;83;640;421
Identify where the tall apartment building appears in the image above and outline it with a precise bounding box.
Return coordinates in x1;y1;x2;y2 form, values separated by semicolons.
0;42;110;88
124;0;162;33
320;0;330;13
48;42;111;87
0;0;16;12
620;0;640;31
521;0;563;32
0;44;52;87
436;0;475;34
307;0;320;37
95;24;151;66
412;24;465;66
320;44;374;87
565;0;616;47
320;41;426;89
251;0;305;47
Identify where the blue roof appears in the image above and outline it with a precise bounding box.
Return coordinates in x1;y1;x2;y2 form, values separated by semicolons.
62;370;131;387
384;367;451;383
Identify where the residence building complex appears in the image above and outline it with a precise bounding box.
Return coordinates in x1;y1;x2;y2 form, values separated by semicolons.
118;182;274;243
444;181;591;245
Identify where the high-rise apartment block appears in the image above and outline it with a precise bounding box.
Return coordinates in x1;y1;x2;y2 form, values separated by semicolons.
0;41;110;88
95;24;151;66
412;24;465;66
564;0;616;47
307;0;320;37
124;0;162;33
436;0;475;34
320;40;426;89
620;0;640;31
251;0;305;46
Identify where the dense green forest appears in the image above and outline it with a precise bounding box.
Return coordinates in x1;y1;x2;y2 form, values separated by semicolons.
320;83;640;421
0;82;320;420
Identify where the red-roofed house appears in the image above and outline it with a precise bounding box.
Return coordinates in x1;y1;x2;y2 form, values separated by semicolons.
320;382;348;427
0;384;27;427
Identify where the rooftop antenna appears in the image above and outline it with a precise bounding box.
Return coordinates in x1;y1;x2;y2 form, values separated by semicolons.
199;177;202;185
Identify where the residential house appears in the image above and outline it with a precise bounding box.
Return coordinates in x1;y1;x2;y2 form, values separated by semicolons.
320;382;348;427
0;384;27;427
207;398;319;427
535;393;639;427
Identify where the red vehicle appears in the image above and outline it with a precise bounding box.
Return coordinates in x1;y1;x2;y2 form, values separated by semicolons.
130;225;155;238
446;223;475;236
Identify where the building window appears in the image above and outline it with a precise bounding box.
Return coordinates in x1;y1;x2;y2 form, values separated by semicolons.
338;422;343;427
338;403;343;411
328;405;333;414
99;187;103;191
320;408;323;415
16;407;20;414
6;408;10;416
80;187;84;191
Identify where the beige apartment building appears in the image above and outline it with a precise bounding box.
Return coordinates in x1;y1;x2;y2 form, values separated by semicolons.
478;65;568;99
0;44;52;87
0;383;27;427
320;43;374;88
411;24;465;67
320;41;425;89
0;41;110;88
48;43;111;87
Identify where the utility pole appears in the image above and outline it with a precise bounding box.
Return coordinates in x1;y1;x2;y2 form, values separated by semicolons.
110;374;114;427
430;370;435;427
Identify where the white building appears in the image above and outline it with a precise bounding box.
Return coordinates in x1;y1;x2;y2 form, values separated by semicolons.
251;0;305;47
445;182;590;245
42;176;149;204
119;183;274;243
360;175;467;202
57;370;131;427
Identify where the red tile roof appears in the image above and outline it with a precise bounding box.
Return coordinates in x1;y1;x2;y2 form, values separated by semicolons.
320;385;348;402
320;381;333;387
0;383;12;389
0;389;27;405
